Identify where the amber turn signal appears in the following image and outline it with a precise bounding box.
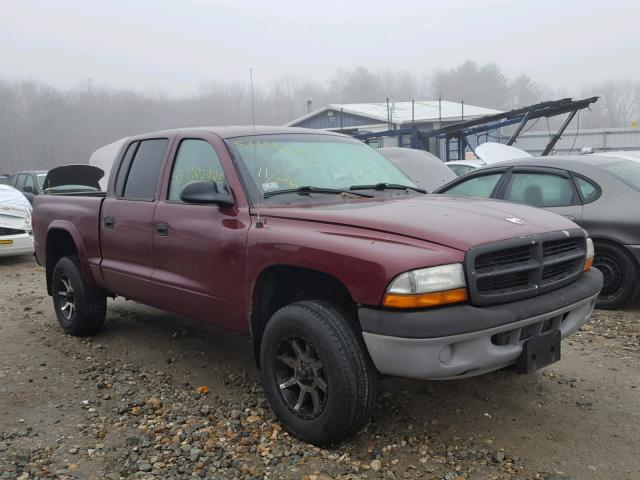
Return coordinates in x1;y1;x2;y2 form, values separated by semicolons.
383;288;468;308
583;257;593;272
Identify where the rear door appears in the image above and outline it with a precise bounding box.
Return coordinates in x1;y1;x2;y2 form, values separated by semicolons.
150;133;249;331
100;137;171;303
500;167;583;223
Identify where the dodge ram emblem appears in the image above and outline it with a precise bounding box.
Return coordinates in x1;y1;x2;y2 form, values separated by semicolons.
505;216;525;225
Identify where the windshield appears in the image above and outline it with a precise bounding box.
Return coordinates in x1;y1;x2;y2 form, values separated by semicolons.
599;160;640;191
227;134;416;204
36;173;47;189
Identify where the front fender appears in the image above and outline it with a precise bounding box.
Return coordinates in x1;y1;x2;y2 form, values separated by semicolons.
246;216;465;307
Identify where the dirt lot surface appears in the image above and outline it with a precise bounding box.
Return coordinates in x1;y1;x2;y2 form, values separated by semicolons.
1;255;638;480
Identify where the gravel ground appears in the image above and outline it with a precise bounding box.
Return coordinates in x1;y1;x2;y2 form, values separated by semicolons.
0;255;638;480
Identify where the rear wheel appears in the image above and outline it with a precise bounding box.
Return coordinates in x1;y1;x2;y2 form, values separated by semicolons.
52;255;107;335
593;242;639;309
260;300;377;445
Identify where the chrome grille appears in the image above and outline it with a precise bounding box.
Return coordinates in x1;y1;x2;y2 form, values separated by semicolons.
466;231;586;306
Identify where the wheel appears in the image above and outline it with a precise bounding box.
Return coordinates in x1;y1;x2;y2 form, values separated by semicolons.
52;255;107;336
260;300;377;445
593;242;639;309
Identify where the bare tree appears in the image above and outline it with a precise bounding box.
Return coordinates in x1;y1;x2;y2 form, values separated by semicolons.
581;80;640;128
0;64;627;174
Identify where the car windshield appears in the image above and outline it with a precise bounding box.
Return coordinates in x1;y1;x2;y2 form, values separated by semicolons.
36;173;47;189
599;160;640;191
227;134;416;204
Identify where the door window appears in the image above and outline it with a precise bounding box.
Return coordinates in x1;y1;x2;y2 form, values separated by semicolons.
24;174;35;192
114;142;138;197
121;139;169;200
504;172;577;207
15;174;26;190
168;139;226;201
443;173;503;198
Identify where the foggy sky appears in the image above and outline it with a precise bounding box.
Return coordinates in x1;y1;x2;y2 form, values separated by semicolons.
1;0;638;96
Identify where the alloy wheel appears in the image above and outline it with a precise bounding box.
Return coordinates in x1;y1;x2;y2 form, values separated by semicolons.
274;337;328;419
57;276;76;320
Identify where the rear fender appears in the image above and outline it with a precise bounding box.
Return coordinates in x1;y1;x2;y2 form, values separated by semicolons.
46;220;95;291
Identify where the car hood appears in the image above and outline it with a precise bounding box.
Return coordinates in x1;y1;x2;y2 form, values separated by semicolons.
42;164;104;190
261;195;580;252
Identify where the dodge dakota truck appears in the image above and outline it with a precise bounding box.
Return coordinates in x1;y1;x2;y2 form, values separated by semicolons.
33;126;603;445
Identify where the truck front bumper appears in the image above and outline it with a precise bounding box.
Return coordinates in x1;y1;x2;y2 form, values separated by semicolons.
359;269;603;380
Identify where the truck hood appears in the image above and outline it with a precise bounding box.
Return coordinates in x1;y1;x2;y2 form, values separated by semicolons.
261;195;580;252
42;164;104;190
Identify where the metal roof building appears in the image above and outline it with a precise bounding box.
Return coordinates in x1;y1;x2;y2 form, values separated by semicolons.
286;100;502;151
286;100;501;131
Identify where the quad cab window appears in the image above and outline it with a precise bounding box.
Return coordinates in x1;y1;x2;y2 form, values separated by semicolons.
169;139;226;201
115;139;169;200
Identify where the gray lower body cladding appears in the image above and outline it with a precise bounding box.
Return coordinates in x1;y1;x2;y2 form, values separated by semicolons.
359;269;603;380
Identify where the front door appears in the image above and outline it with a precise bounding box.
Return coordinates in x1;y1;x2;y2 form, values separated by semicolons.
151;136;249;331
100;138;170;303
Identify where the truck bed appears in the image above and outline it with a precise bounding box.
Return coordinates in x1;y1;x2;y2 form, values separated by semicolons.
33;194;105;286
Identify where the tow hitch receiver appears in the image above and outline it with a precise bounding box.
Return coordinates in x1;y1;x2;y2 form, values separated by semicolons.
515;330;561;373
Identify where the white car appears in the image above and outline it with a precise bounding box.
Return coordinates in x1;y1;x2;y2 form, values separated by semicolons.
447;142;532;176
0;185;34;257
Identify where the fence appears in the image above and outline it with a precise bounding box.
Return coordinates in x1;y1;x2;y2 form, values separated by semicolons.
511;127;640;155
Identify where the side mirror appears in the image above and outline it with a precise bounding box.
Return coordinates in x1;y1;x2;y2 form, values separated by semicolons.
23;185;34;194
180;181;234;207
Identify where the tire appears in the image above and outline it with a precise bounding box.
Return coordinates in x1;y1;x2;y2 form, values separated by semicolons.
593;242;639;310
260;300;377;445
52;255;107;336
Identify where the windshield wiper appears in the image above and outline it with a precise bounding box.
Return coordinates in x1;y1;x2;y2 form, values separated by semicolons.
349;182;427;193
263;186;374;199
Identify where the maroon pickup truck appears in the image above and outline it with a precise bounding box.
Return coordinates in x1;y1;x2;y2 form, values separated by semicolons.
33;126;603;445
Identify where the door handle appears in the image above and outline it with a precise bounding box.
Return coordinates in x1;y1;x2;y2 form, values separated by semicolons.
103;216;115;228
155;222;169;236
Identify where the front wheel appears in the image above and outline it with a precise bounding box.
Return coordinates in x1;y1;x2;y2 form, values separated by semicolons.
593;242;639;309
52;255;107;336
260;300;377;445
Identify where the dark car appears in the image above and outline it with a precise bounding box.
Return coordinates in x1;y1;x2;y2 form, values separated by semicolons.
435;155;640;309
11;170;48;204
377;147;457;192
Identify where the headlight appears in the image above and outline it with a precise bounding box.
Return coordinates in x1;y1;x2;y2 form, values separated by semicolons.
383;263;468;308
584;237;594;272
